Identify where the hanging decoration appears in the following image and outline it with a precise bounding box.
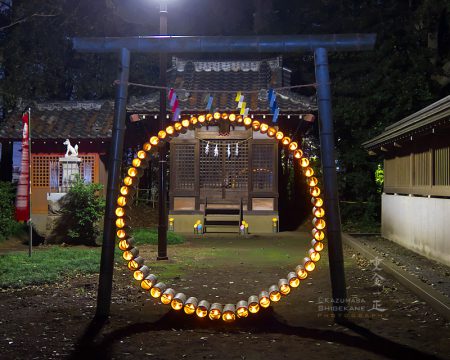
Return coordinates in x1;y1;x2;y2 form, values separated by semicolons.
235;91;249;117
115;79;316;94
206;94;214;112
168;88;181;122
197;137;250;158
268;89;280;123
116;112;326;323
15;110;30;222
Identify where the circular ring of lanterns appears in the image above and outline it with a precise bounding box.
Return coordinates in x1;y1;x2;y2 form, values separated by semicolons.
116;112;326;322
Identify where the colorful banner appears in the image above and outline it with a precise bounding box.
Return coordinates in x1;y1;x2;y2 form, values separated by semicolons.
15;111;30;222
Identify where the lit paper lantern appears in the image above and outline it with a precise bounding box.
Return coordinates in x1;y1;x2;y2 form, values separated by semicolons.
181;119;190;128
287;272;300;288
123;176;134;186
149;136;159;146
118;237;134;251
166;126;175;135
248;295;260;314
311;197;324;207
209;303;223;320
278;279;291;295
260;123;269;133
267;127;276;137
133;265;150;281
304;167;314;177
310;187;321;197
300;158;310;167
184;297;198;315
313;207;325;218
222;304;236;322
171;293;187;310
313;217;326;230
196;300;210;318
311;239;324;252
307;177;319;187
312;228;325;241
269;285;281;302
141;274;158;290
150;282;166;298
288;141;298;151
236;300;249;318
281;137;291;146
123;247;138;261
161;288;176;304
252;120;261;131
127;256;144;271
294;149;303;159
258;291;270;308
309;249;321;262
158;130;167;139
304;257;316;272
295;265;308;280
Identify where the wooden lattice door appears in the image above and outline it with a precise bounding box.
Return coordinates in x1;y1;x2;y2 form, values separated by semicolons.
199;139;248;201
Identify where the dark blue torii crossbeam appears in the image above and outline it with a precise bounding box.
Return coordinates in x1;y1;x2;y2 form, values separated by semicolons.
72;33;376;319
73;34;375;53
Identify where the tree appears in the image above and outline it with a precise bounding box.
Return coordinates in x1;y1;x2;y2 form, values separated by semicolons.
62;176;105;246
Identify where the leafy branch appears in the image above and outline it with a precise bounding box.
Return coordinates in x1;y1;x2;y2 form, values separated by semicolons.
0;12;58;31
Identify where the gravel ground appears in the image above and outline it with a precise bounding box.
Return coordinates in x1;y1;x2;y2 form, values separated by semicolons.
350;235;450;299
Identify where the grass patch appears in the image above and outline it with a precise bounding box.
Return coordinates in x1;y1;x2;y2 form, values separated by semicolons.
0;247;101;288
132;228;185;245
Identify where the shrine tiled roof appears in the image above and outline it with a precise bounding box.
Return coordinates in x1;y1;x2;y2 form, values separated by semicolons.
0;100;114;140
0;57;316;140
129;57;317;113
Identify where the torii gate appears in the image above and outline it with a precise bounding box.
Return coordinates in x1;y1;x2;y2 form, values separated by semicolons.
72;34;376;319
